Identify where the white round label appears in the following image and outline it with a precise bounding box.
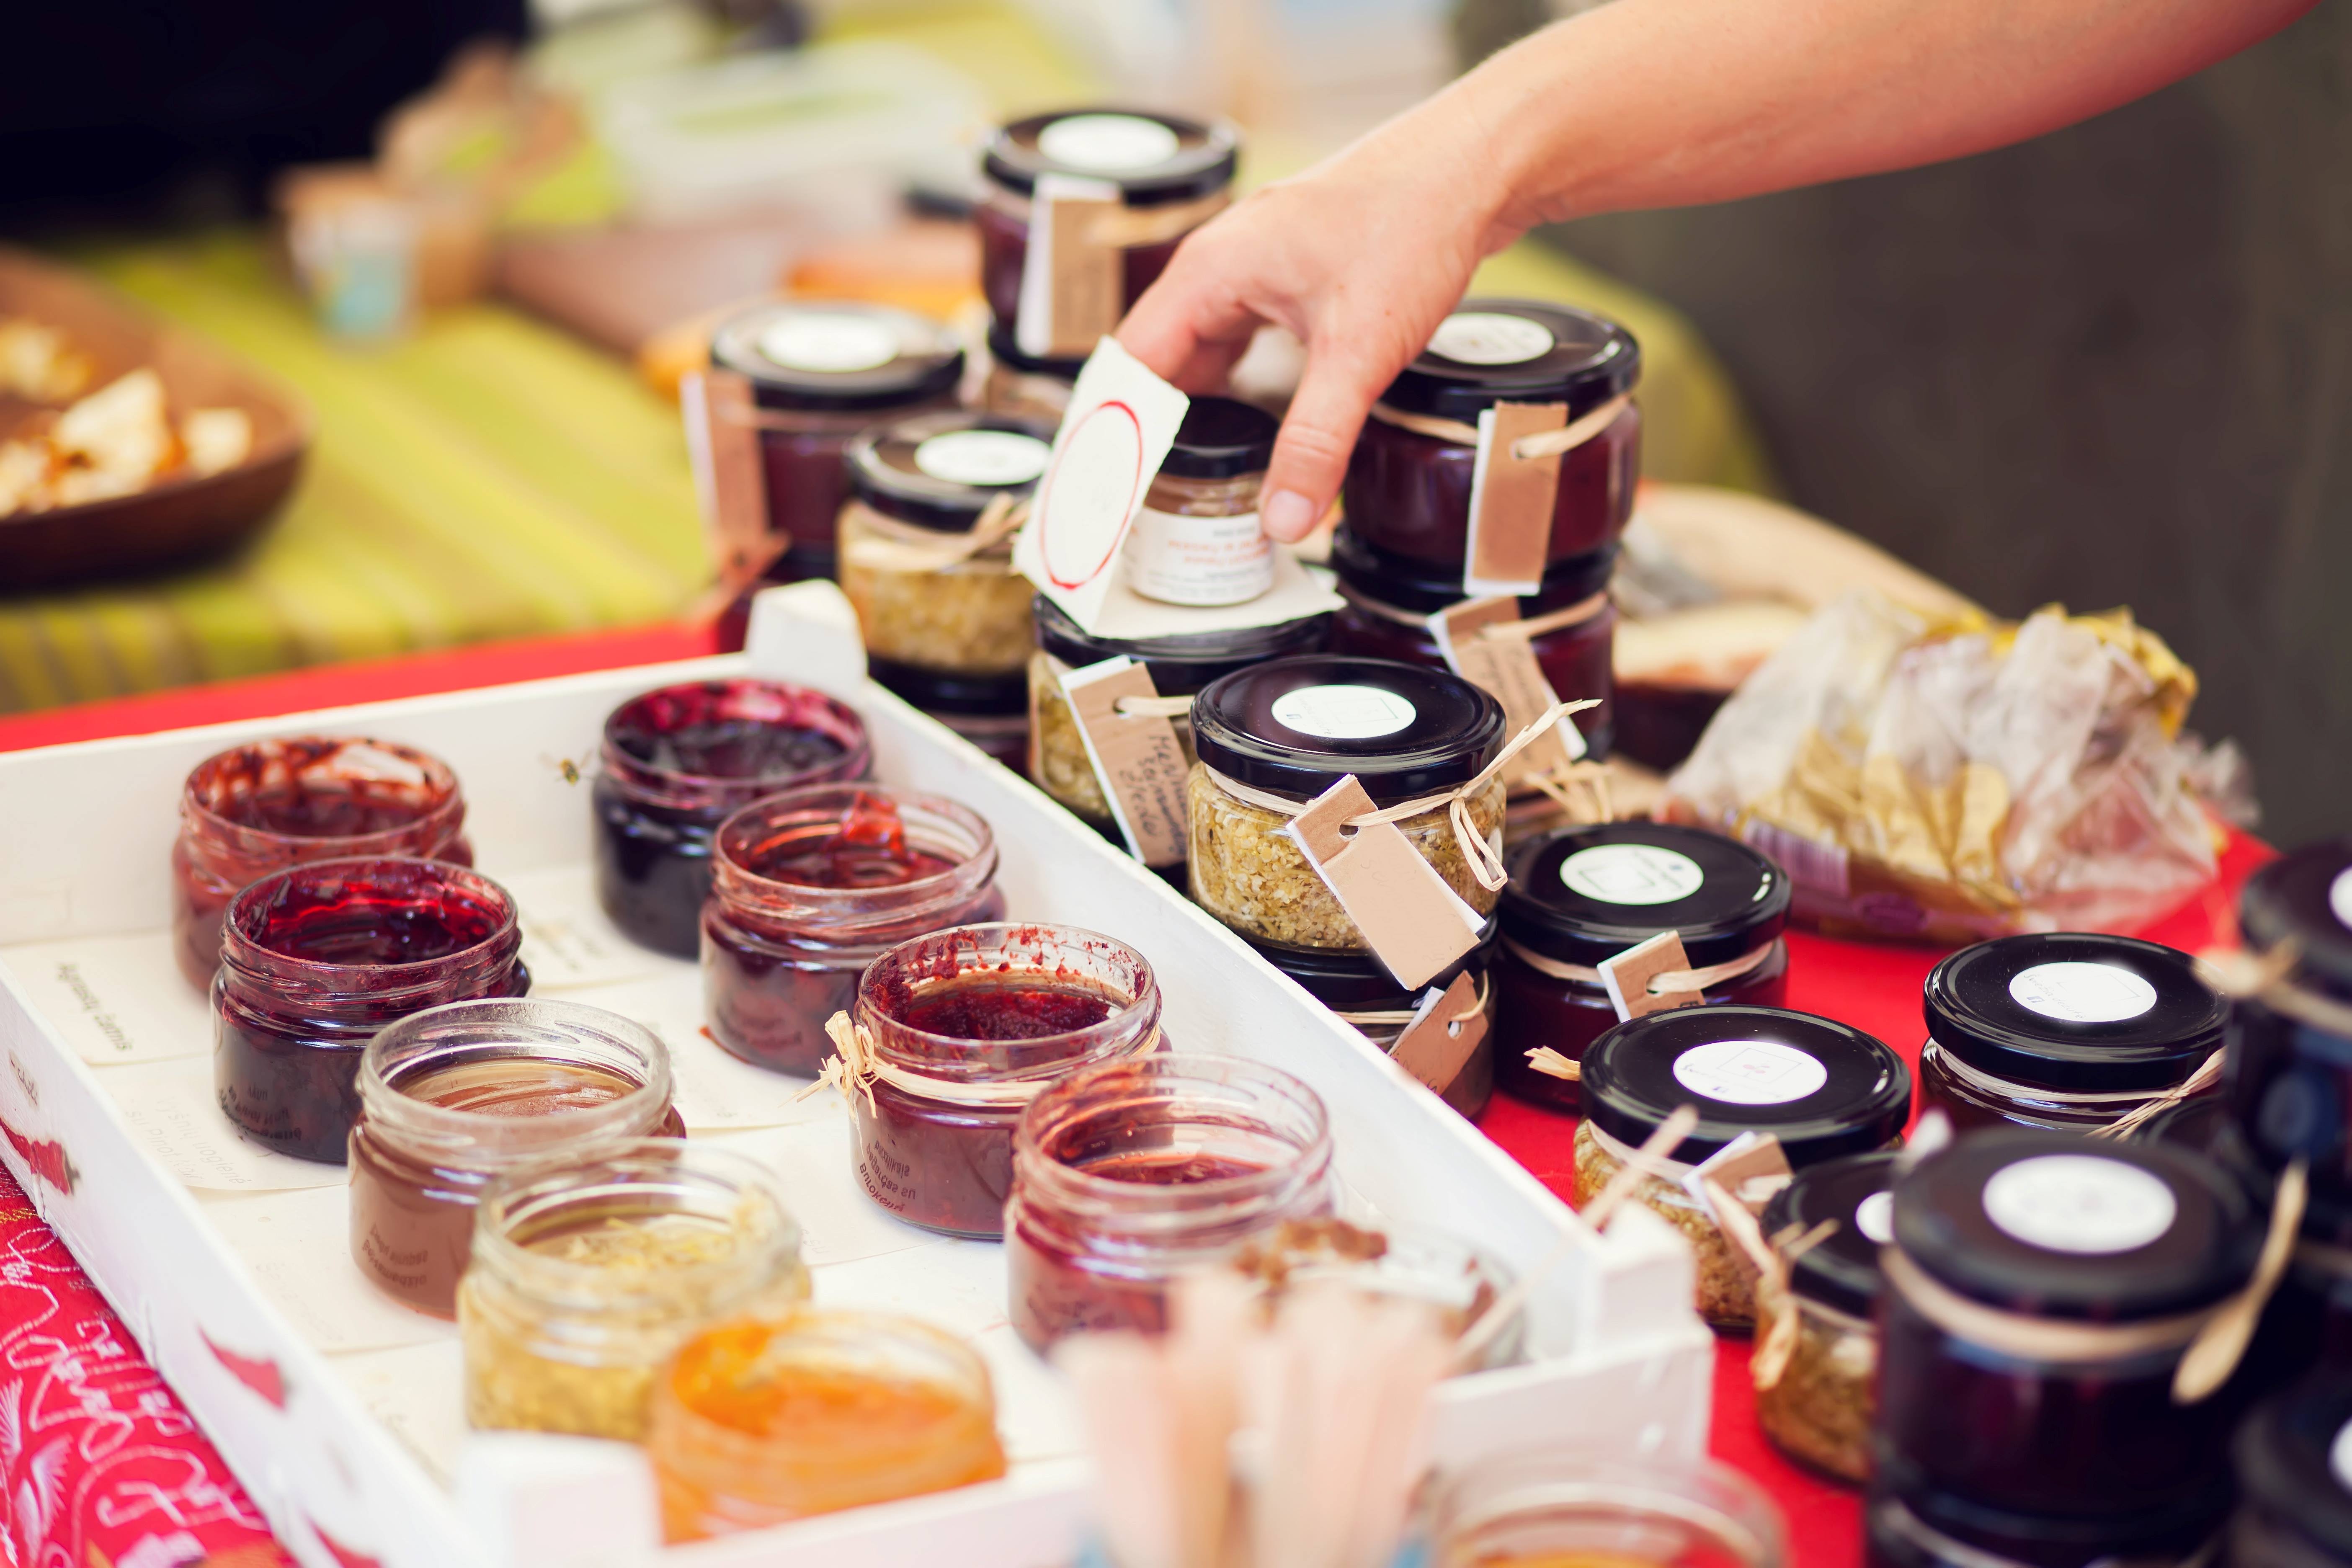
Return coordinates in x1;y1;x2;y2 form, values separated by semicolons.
913;430;1050;487
2007;962;2159;1024
1037;113;1180;172
1270;684;1417;741
1427;312;1554;367
1559;843;1706;906
2330;1418;2352;1494
1982;1155;2177;1255
756;313;899;374
2331;867;2352;933
1854;1190;1895;1246
1670;1040;1828;1106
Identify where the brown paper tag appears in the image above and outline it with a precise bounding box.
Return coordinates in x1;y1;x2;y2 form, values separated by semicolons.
1597;930;1698;1021
683;368;770;580
1287;777;1483;990
1389;971;1487;1096
1463;401;1566;594
1047;193;1123;358
1064;660;1190;867
1433;597;1583;782
1688;1134;1795;1221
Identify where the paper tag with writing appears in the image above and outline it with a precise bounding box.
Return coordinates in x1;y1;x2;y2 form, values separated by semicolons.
1283;776;1483;990
1389;970;1487;1096
1016;173;1122;360
680;368;769;583
1462;400;1566;595
1060;656;1191;866
1597;929;1698;1021
1431;596;1586;779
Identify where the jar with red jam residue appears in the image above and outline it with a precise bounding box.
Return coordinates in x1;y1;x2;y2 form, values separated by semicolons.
593;679;870;959
172;736;472;990
1491;823;1790;1111
215;857;529;1164
703;785;1005;1078
1005;1053;1333;1351
839;923;1162;1239
348;998;683;1317
1326;526;1617;759
1345;300;1640;578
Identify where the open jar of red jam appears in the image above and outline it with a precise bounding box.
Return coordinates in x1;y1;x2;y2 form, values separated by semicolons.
214;857;529;1164
1920;933;2227;1134
703;785;1005;1078
2224;842;2352;1197
2229;1370;2352;1568
839;923;1162;1239
1345;301;1640;580
593;679;870;959
1244;933;1495;1119
349;998;682;1317
1492;823;1790;1111
172;736;472;990
1005;1053;1333;1350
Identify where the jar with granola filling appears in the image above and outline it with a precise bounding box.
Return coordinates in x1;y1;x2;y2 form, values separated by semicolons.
1752;1151;1897;1485
1185;656;1506;954
1572;1005;1909;1329
1245;933;1495;1119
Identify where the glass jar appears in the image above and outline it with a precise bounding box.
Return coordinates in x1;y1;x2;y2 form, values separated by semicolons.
978;322;1081;423
1876;1131;2260;1522
214;857;530;1164
2223;843;2352;1194
1432;1452;1788;1568
1005;1053;1334;1350
703;785;1005;1078
172;736;472;990
348;998;682;1317
1027;593;1330;833
839;412;1054;693
2229;1371;2352;1568
1865;1477;2231;1568
648;1310;1007;1542
1225;1218;1522;1367
976;109;1239;350
1572;1005;1909;1328
1919;933;2227;1133
1121;396;1278;606
844;923;1162;1239
1185;655;1507;952
592;678;870;959
1245;934;1495;1119
1345;300;1641;578
1752;1152;1898;1486
1328;526;1618;758
458;1138;809;1442
1492;823;1791;1112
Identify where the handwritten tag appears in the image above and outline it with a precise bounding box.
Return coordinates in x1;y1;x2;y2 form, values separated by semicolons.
1284;776;1483;990
1597;930;1699;1021
1431;596;1586;782
680;368;768;581
1389;970;1487;1096
1061;658;1191;867
1463;400;1565;595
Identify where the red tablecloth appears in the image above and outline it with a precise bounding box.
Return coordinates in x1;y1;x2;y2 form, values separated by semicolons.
0;624;2270;1568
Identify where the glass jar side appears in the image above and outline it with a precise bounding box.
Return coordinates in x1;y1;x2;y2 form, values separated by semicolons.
754;400;952;553
974;192;1196;340
1916;1037;2215;1135
1753;1286;1877;1486
837;505;1037;676
1125;467;1272;607
1493;940;1789;1111
1433;1451;1788;1568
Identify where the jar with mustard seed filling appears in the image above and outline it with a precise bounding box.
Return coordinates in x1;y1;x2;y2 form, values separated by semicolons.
1752;1151;1898;1485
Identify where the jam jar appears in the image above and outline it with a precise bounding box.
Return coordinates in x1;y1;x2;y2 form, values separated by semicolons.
172;736;472;990
976;109;1239;353
1574;1006;1909;1328
1121;396;1278;606
214;857;530;1164
1492;823;1791;1112
1246;933;1495;1119
2229;1371;2352;1568
886;662;1033;773
1919;932;2226;1134
1433;1453;1789;1568
1006;1053;1334;1349
1876;1131;2260;1524
348;998;682;1316
2223;841;2352;1195
1865;1475;2231;1568
1345;300;1641;579
592;678;870;959
841;923;1162;1239
1186;655;1507;953
703;785;1004;1078
1753;1151;1898;1485
979;322;1081;423
838;411;1054;696
1028;593;1330;835
1327;527;1618;757
648;1310;1007;1541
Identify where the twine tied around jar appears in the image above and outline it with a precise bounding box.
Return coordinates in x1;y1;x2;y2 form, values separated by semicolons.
1367;395;1634;460
838;493;1030;575
1333;970;1491;1031
1514;938;1780;1084
2199;938;2352;1042
800;1010;1161;1113
1335;584;1611;639
1733;1215;1845;1393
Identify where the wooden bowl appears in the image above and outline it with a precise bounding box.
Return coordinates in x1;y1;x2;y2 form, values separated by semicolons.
0;247;313;590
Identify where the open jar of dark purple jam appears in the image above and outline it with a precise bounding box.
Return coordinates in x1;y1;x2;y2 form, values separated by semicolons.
214;857;529;1163
1244;931;1494;1119
1492;823;1790;1111
1345;301;1640;580
2224;841;2352;1196
2230;1370;2352;1568
703;785;1005;1078
841;923;1162;1240
172;736;472;991
1877;1132;2259;1527
592;679;870;958
1920;933;2226;1134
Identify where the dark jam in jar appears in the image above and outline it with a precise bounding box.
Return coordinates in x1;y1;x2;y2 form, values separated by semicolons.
2225;841;2352;1194
1244;931;1495;1120
2229;1370;2352;1568
593;679;870;958
214;857;529;1164
1491;823;1790;1111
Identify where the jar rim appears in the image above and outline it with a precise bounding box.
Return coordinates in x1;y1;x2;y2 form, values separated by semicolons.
182;735;465;853
1433;1451;1787;1568
713;784;998;936
983;108;1238;205
709;300;964;414
1378;297;1642;425
1033;592;1331;681
598;679;871;809
1922;932;2228;1092
220;855;520;977
846;410;1055;534
856;923;1159;1084
1499;822;1790;970
358;998;672;1160
1190;655;1504;804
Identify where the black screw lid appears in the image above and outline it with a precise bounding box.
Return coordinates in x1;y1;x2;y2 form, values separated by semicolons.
987;319;1086;382
1762;1152;1898;1319
1190;655;1504;807
1581;1006;1910;1168
1891;1129;2258;1321
1160;396;1277;480
1033;595;1328;694
1923;933;2227;1093
1501;822;1789;970
2235;1372;2352;1558
2242;838;2352;995
709;301;963;413
847;410;1056;533
1331;526;1618;617
867;658;1027;717
983;108;1240;206
1378;299;1641;425
1246;920;1493;1012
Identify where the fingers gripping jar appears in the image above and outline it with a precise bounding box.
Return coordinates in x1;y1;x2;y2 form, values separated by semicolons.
1752;1152;1898;1485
